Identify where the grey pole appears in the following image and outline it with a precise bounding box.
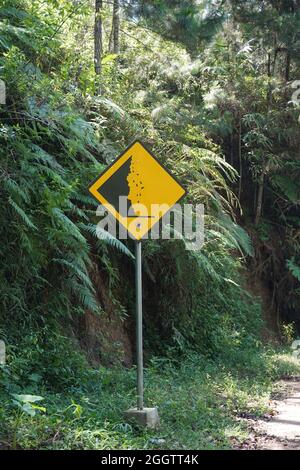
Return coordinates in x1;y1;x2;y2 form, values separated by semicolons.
135;240;143;410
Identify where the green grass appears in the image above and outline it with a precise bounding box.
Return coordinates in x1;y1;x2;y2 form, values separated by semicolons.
1;350;299;450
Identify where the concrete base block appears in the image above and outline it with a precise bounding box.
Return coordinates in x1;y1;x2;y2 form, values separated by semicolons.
124;407;160;429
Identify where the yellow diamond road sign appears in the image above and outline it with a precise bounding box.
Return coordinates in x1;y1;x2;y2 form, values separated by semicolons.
88;140;186;240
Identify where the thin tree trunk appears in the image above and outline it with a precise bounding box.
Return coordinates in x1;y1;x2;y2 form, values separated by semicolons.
109;22;114;53
238;119;242;201
254;173;264;225
112;0;120;54
285;50;291;82
255;44;277;225
94;0;103;76
230;132;233;166
255;50;271;224
254;182;257;216
266;52;272;108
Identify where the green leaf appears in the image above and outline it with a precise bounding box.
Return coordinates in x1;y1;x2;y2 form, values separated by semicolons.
287;259;300;282
11;394;44;404
9;198;37;230
102;54;118;65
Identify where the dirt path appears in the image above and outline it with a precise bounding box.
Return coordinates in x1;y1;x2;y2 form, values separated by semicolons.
242;378;300;450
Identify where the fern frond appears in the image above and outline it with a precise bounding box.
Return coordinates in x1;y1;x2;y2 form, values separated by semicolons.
9;198;37;230
52;208;86;245
80;223;134;259
67;278;100;313
53;258;94;289
287;259;300;281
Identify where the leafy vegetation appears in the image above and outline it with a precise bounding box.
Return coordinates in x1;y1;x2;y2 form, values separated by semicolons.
1;350;300;450
1;0;300;450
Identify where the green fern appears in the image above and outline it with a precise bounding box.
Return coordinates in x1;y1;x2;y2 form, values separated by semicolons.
9;198;37;230
81;223;134;259
287;259;300;282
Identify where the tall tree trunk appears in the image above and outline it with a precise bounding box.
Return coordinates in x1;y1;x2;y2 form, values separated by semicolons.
109;23;114;53
238;118;242;201
254;43;277;225
266;52;272;108
112;0;120;54
254;173;264;225
94;0;103;76
230;132;233;166
285;50;291;82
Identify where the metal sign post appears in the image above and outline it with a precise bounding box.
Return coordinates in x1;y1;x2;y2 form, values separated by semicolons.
135;240;143;410
88;140;186;428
